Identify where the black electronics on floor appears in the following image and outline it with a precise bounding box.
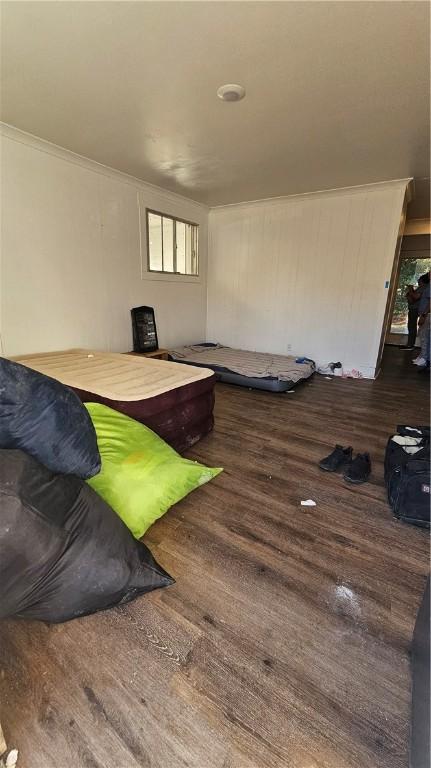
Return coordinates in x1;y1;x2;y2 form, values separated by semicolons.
131;306;159;353
384;425;430;528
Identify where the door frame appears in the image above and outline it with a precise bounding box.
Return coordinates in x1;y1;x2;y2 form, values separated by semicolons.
375;193;408;375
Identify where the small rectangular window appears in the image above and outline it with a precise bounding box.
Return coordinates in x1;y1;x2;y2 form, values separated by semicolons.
147;209;199;276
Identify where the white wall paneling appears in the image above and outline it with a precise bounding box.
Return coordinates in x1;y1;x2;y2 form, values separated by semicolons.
1;124;409;376
207;181;409;378
0;125;208;356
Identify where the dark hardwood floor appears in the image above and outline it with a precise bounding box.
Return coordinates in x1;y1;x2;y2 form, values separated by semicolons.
0;347;429;768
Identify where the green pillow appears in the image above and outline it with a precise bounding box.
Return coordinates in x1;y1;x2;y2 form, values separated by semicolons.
85;403;222;539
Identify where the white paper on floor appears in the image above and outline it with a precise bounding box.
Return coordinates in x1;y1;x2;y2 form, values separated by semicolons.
300;499;316;506
1;751;19;768
7;752;19;768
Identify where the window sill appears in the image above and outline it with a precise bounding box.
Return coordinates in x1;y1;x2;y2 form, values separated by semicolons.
141;269;202;284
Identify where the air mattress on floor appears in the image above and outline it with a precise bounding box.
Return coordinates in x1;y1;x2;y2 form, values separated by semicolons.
169;344;315;392
11;349;216;453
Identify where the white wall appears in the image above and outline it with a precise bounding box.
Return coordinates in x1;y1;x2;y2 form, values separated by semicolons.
0;126;208;357
0;125;409;376
207;182;408;377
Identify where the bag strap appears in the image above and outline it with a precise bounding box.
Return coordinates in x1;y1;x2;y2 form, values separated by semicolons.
397;425;431;439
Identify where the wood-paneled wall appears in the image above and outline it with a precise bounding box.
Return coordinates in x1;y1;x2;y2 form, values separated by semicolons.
207;182;408;377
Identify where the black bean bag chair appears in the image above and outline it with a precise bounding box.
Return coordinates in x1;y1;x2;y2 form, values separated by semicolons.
0;450;174;623
0;357;100;478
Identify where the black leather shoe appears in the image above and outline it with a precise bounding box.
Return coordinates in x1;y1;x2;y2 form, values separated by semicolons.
343;453;371;484
319;445;353;472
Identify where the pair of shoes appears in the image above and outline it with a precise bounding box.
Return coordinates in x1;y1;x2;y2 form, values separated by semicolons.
399;345;415;351
317;361;342;375
319;445;371;484
413;356;427;366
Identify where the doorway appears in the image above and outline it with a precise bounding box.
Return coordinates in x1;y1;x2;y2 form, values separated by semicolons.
386;254;431;345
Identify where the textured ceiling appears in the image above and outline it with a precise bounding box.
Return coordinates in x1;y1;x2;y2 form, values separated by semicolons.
1;1;430;206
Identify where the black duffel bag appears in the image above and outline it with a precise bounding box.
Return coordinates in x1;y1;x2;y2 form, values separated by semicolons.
384;426;430;528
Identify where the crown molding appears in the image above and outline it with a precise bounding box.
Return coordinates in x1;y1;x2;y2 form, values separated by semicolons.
209;178;413;213
0;122;209;213
1;122;413;214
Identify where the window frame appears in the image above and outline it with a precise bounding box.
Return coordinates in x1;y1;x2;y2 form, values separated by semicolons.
146;208;199;277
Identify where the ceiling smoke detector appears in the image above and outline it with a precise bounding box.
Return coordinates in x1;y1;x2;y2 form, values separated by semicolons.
217;83;246;102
